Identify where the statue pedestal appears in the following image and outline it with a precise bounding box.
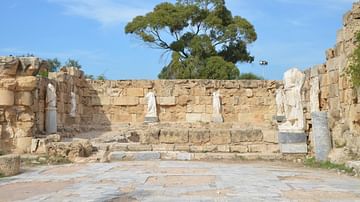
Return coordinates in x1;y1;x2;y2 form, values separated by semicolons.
278;129;307;154
212;114;223;123
144;116;159;123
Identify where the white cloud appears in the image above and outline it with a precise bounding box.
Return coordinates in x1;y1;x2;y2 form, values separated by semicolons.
49;0;152;26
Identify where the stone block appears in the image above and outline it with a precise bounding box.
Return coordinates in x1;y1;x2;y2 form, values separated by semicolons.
0;89;14;106
152;144;174;151
0;154;20;176
263;130;278;143
187;104;205;113
280;143;308;154
139;129;160;144
16;76;37;91
108;152;126;161
245;89;254;98
15;137;32;153
127;144;152;151
126;88;144;97
278;132;307;144
0;78;17;90
174;145;190;152
176;152;193;161
230;145;248;153
328;84;339;98
210;130;231;144
240;80;258;88
113;96;139;106
189;129;210;144
0;57;19;76
178;95;190;106
186;113;202;122
217;145;230;152
125;152;161;161
159;129;189;144
231;129;263;143
159;96;176;106
248;144;265;153
15;92;33;106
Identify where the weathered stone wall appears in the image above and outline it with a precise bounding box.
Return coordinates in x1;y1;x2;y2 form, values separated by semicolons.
85;80;279;127
302;2;360;161
0;57;47;153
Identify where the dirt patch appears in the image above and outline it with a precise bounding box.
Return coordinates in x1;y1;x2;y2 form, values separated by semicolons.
283;189;360;201
0;180;74;201
145;175;216;187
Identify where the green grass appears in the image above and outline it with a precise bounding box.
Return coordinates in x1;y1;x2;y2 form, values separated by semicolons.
304;157;354;174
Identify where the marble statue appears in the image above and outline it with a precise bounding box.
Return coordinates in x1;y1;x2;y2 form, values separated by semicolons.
275;88;285;116
46;83;56;108
46;83;57;134
212;90;223;123
70;92;76;117
144;92;158;122
310;76;320;113
279;68;306;132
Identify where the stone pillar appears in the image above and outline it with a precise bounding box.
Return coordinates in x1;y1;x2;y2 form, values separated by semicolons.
46;83;57;134
312;112;332;161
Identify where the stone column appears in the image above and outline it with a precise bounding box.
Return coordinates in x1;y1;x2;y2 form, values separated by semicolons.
312;112;332;161
46;83;57;134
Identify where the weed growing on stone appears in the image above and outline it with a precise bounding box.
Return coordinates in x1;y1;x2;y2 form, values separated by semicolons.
0;173;4;178
304;157;354;174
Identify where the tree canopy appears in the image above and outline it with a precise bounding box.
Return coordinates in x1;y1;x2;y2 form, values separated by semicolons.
65;59;82;69
47;58;61;72
125;0;257;79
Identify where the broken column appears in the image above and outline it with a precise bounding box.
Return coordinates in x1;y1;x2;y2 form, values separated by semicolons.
312;112;332;161
278;68;308;154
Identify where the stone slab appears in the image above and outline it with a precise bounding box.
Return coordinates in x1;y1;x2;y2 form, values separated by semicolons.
144;117;159;123
280;143;308;154
278;132;307;144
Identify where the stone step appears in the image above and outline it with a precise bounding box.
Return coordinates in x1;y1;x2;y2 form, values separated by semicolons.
93;142;280;154
107;151;283;162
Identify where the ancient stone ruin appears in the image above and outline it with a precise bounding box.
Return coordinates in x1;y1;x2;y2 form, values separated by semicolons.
0;3;359;164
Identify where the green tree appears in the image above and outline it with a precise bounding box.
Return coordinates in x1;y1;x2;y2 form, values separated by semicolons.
46;58;61;72
65;59;82;69
85;74;94;80
349;32;360;87
125;0;257;80
96;74;106;81
238;72;264;80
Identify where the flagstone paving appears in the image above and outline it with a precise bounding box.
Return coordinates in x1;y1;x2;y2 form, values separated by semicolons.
0;161;360;202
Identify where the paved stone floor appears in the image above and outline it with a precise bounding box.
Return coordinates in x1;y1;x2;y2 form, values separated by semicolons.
0;161;360;202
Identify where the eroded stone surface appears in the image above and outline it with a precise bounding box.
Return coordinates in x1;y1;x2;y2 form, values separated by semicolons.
0;161;360;201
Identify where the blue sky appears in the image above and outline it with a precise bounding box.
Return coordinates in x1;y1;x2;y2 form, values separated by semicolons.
0;0;355;80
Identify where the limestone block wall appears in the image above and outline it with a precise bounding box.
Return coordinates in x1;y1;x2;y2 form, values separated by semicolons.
302;2;360;160
85;80;279;129
0;57;47;153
